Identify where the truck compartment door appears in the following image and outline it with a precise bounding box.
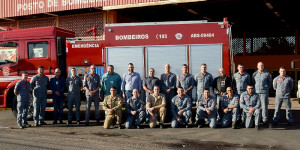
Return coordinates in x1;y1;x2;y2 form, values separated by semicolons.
106;47;145;78
146;45;187;76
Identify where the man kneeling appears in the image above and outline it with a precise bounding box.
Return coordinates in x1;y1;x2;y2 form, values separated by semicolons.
125;89;145;129
146;86;166;129
240;84;261;130
103;86;123;129
171;86;192;128
221;87;239;129
196;88;217;128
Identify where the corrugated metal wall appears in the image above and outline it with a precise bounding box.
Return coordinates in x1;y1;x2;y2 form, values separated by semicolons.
0;12;104;37
0;0;163;18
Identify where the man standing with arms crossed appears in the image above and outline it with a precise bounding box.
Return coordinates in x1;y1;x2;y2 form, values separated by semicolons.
272;67;294;126
14;72;31;129
31;66;49;126
83;64;101;126
121;63;142;100
66;68;83;125
253;62;272;125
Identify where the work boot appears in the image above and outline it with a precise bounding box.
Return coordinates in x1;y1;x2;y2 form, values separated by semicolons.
19;126;24;129
137;125;141;129
96;119;100;125
160;124;164;129
272;122;278;126
288;122;294;126
263;121;268;126
255;125;260;130
85;122;89;126
67;121;72;125
39;122;47;125
35;122;39;127
59;120;63;124
232;122;237;129
23;122;31;127
197;120;205;128
118;124;122;129
52;121;58;125
76;121;80;125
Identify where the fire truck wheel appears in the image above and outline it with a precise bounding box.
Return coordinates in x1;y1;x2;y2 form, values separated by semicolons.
11;95;34;120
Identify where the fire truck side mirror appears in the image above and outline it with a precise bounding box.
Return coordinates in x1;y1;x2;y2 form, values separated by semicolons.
57;37;65;56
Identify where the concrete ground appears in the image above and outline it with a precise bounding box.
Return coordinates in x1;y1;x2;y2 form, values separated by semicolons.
0;97;300;150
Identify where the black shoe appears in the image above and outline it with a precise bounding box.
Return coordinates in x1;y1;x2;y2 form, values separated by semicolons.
35;122;39;127
255;125;260;130
85;122;89;126
263;121;268;126
52;121;58;125
96;120;100;125
288;122;294;126
137;125;141;129
23;122;31;127
185;124;189;128
40;122;47;125
160;124;164;129
76;121;80;125
19;126;24;129
67;121;72;125
272;122;278;126
118;124;122;129
59;121;63;124
144;119;149;124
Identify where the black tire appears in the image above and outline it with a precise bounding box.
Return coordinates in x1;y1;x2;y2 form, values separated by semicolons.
11;94;34;120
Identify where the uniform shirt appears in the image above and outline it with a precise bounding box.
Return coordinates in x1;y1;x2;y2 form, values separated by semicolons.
252;71;272;94
160;72;176;94
194;72;213;93
102;95;123;111
126;97;145;114
197;96;216;112
176;73;194;96
14;80;31;100
83;73;100;96
30;74;49;96
143;77;160;97
232;72;250;95
146;93;166;108
121;72;142;91
50;77;66;98
171;94;192;117
213;76;232;95
100;72;122;96
66;76;83;94
221;94;239;111
273;75;294;98
240;91;261;111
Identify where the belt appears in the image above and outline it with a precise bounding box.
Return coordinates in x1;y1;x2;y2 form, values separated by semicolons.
126;90;133;93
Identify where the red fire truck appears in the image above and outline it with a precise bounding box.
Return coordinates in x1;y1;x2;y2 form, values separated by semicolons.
0;20;230;118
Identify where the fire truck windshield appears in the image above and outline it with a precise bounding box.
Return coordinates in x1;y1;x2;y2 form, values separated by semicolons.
0;42;17;65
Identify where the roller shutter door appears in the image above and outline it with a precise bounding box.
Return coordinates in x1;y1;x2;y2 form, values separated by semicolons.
106;47;145;78
146;45;187;77
190;44;223;78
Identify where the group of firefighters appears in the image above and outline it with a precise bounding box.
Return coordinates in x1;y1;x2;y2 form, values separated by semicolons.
14;61;294;130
